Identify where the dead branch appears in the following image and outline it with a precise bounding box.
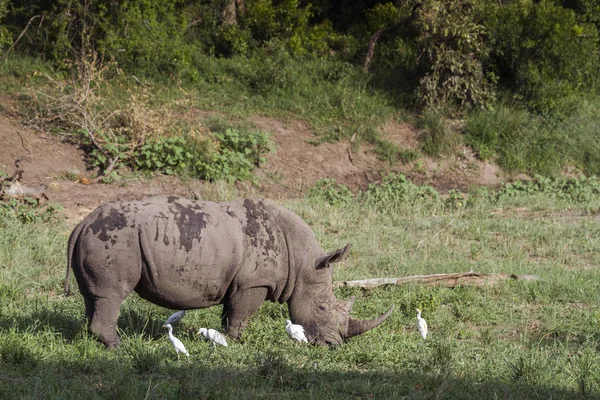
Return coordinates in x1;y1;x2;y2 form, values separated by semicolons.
90;156;119;183
363;4;421;73
185;18;203;30
346;148;355;165
3;15;42;60
16;130;31;154
333;271;538;289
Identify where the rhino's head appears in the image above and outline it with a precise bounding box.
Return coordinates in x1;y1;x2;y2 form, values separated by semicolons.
287;244;394;346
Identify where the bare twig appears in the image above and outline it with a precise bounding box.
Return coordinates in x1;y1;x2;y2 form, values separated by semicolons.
90;156;119;183
333;271;539;289
346;148;355;165
15;130;31;154
185;18;203;30
3;15;42;60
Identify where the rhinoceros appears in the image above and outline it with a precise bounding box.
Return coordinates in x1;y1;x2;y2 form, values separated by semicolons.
63;196;393;348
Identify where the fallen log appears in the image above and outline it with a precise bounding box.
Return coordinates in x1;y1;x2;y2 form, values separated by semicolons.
333;271;538;289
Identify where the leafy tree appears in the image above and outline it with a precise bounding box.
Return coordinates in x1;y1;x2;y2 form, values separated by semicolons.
416;0;496;110
485;0;599;112
0;0;11;52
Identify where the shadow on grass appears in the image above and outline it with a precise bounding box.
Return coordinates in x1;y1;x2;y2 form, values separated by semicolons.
0;301;169;342
0;301;81;340
0;353;595;400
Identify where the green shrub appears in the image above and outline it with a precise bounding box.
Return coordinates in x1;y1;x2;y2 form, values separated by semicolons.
0;199;62;224
497;175;600;203
416;0;496;110
136;136;192;175
361;173;440;208
97;0;192;75
309;178;354;206
486;0;599;113
0;0;11;51
191;127;272;182
240;0;335;57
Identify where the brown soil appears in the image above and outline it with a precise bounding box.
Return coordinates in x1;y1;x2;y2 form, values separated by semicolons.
0;111;507;224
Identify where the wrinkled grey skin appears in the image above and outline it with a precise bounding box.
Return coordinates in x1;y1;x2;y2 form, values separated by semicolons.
64;196;393;348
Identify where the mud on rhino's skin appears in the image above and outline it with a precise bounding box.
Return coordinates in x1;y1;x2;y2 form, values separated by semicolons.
243;199;276;253
170;198;208;252
88;208;128;242
64;196;393;349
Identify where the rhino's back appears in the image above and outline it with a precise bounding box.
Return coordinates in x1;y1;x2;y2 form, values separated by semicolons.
75;196;295;308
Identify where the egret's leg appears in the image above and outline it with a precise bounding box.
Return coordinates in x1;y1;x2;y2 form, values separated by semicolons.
224;287;268;340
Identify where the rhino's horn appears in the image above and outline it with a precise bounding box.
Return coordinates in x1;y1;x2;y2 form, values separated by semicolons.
344;305;394;338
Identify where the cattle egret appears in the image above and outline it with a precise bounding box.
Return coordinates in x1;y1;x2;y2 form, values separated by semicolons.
285;320;308;343
416;309;428;340
197;328;228;347
162;323;190;358
165;310;186;325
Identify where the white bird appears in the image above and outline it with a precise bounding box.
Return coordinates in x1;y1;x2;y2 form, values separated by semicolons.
162;323;190;358
165;310;186;325
197;328;228;347
285;319;308;343
416;308;428;340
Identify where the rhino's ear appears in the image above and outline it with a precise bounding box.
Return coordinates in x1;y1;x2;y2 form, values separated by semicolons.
316;243;352;270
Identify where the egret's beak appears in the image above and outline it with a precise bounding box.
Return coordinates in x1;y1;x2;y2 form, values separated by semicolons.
161;324;167;328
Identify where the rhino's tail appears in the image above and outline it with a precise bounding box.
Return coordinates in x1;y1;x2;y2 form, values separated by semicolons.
63;222;86;296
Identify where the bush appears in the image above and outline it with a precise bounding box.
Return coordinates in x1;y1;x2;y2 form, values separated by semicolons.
136;136;193;175
485;0;599;113
309;178;354;206
361;173;440;208
97;0;192;75
0;0;11;52
0;198;62;224
416;0;496;110
191;127;272;182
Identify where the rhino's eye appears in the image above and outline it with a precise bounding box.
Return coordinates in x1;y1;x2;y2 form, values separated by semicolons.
317;305;327;312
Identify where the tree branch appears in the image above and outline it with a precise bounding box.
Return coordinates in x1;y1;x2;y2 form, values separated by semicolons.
90;156;119;184
363;4;421;73
3;15;42;60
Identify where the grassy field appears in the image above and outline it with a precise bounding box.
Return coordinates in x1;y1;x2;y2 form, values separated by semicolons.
1;188;600;399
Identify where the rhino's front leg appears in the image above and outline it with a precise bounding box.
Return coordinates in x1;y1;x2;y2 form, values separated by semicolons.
222;287;268;339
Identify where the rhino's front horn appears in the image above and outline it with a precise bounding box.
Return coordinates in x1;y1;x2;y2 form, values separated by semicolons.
344;305;394;338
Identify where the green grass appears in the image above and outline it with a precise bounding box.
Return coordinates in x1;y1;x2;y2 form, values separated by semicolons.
1;53;397;145
2;189;600;398
465;93;600;176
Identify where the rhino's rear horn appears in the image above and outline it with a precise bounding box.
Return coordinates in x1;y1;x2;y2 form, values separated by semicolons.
344;305;394;338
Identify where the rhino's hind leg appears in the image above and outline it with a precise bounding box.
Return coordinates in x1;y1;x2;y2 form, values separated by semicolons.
88;297;124;349
223;287;268;340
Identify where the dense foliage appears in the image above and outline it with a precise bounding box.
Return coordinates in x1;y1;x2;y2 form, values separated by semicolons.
1;0;600;177
1;0;597;110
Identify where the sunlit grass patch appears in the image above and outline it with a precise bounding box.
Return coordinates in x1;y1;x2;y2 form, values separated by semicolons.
1;189;600;398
